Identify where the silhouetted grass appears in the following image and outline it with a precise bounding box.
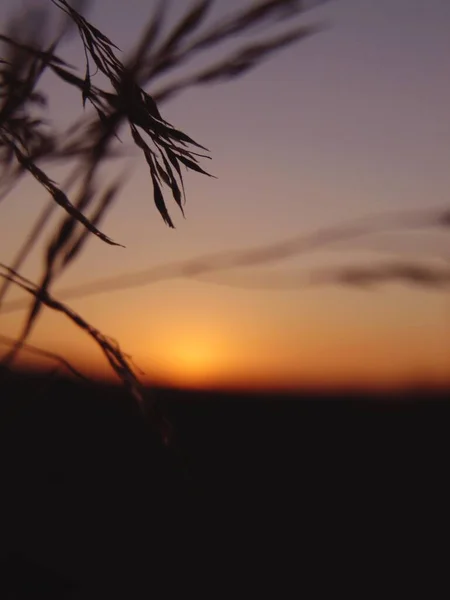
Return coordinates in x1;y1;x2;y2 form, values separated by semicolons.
0;333;90;380
0;0;330;411
2;0;446;418
2;203;448;309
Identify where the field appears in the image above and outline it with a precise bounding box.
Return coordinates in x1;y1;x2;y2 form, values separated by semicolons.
2;369;449;595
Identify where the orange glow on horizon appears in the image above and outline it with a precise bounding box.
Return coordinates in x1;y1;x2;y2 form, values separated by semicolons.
151;336;229;388
12;344;449;394
132;325;242;388
4;301;450;394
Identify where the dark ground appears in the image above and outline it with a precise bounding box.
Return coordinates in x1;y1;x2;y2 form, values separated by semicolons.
1;369;449;596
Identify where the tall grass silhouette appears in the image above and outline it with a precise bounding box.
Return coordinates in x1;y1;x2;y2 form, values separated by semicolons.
2;203;448;309
2;0;447;408
0;0;332;424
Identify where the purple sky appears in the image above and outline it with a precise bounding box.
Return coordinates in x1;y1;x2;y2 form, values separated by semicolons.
1;0;450;388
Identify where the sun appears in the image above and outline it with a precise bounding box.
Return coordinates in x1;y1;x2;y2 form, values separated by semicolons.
146;331;232;388
174;341;217;377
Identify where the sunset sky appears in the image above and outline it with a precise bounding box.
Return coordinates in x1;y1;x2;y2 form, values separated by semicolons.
1;0;450;390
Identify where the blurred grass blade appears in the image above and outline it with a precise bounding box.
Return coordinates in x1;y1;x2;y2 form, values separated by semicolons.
157;0;212;54
151;171;175;227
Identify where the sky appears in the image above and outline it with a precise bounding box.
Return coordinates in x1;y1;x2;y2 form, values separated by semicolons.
1;0;450;390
